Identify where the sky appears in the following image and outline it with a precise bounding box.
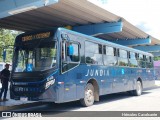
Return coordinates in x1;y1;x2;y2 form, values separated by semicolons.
88;0;160;39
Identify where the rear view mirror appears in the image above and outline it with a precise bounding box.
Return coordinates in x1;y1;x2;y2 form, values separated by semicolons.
61;34;69;41
68;44;74;56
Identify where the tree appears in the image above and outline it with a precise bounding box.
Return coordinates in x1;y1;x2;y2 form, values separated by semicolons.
0;28;21;62
154;56;160;61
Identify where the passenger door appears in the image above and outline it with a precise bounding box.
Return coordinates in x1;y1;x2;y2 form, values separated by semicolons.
61;41;80;101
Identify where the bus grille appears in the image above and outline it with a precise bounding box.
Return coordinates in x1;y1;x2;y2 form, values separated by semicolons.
12;86;44;97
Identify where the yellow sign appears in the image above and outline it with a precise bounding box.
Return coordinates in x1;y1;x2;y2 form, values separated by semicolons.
22;32;51;42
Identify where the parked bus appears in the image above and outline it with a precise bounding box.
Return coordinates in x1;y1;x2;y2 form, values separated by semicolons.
10;28;155;106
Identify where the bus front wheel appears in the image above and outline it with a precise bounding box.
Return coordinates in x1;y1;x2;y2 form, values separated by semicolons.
80;83;94;107
133;81;142;96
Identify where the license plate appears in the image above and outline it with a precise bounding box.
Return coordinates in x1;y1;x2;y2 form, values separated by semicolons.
20;97;28;101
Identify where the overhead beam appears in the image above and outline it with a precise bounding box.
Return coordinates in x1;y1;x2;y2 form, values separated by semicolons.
0;0;58;19
72;21;123;35
108;37;151;46
133;45;160;52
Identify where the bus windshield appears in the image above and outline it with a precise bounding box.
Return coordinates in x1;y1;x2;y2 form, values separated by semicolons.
14;40;57;72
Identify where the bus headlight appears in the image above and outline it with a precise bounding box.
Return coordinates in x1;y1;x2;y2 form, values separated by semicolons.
45;76;55;89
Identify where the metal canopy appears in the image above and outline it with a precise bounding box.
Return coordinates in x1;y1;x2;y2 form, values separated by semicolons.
0;0;58;19
0;0;160;45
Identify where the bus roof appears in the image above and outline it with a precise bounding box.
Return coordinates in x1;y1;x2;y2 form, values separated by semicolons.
58;27;153;57
16;27;153;57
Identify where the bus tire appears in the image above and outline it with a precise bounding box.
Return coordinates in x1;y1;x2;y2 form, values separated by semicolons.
133;81;142;96
80;83;94;107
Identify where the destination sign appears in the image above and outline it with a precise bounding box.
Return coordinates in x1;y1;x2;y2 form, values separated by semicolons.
22;32;51;42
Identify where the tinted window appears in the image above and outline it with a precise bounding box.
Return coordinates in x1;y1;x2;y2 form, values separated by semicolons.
85;41;99;53
118;49;128;66
103;46;117;66
62;42;80;62
85;41;103;65
61;41;80;73
129;52;138;67
119;49;127;58
146;56;153;68
139;54;143;60
106;46;114;56
70;44;79;62
138;54;146;68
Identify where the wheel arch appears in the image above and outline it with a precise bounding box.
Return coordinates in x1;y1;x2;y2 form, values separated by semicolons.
87;79;99;101
137;77;143;88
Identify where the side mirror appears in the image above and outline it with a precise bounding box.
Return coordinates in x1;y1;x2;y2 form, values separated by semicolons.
67;44;74;56
61;34;69;41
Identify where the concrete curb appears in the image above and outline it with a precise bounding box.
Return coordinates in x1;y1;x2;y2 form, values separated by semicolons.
0;102;44;111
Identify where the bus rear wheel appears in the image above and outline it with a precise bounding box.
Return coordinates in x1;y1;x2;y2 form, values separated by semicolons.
80;83;94;107
133;81;142;96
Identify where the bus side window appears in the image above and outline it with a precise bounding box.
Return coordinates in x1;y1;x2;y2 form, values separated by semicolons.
85;41;103;65
146;56;153;68
68;43;80;62
61;41;80;73
129;52;138;67
118;49;128;66
138;54;146;68
62;42;80;62
103;46;117;66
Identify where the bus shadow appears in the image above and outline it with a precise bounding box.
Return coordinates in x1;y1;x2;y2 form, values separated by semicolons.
49;91;151;110
95;91;151;105
39;91;153;116
14;91;152;116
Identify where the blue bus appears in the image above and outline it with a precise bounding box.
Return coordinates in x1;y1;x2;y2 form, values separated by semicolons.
10;28;155;106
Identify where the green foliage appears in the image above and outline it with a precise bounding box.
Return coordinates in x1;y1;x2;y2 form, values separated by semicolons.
154;56;160;61
0;28;21;62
